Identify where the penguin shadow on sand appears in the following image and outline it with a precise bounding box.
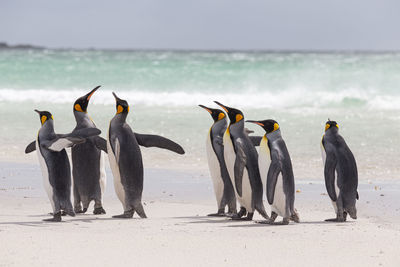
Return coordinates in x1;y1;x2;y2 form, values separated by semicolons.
225;219;356;228
173;215;257;225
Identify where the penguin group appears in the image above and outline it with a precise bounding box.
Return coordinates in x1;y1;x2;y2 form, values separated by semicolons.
25;86;358;224
26;86;185;222
199;102;358;224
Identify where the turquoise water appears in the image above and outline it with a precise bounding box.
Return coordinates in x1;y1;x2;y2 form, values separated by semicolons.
0;49;399;180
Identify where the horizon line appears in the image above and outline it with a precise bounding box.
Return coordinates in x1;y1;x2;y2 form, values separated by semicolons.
1;42;400;54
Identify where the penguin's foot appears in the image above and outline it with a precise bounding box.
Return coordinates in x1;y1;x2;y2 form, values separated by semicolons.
257;218;290;225
256;220;271;224
231;215;249;221
43;212;62;222
74;208;85;214
325;217;346;222
225;212;237;217
290;210;300;223
231;212;253;221
246;212;254;220
112;210;134;219
67;210;76;217
50;211;67;216
207;213;225;217
82;208;88;213
93;207;106;215
236;207;247;218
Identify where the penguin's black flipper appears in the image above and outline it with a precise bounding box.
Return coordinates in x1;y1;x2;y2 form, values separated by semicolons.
69;128;102;139
249;136;262;147
25;141;36;153
134;133;185;154
234;142;247;197
94;136;108;153
324;150;338;202
41;136;85;151
42;128;101;152
267;150;282;205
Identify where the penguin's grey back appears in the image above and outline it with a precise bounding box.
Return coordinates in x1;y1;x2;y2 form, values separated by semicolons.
266;130;295;214
37;123;72;211
72;113;104;203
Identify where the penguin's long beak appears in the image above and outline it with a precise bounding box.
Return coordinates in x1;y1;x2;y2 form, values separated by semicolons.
214;101;230;113
246;120;264;127
198;105;212;114
85;85;100;101
112;92;121;101
34;109;41;114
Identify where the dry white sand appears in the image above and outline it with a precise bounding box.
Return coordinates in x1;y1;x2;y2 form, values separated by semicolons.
0;162;399;267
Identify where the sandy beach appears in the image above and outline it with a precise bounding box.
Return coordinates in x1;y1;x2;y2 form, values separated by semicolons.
1;162;399;267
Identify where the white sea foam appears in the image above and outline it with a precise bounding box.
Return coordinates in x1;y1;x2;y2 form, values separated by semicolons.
0;88;399;110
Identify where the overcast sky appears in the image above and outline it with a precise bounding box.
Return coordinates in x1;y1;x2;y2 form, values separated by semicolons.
1;0;399;50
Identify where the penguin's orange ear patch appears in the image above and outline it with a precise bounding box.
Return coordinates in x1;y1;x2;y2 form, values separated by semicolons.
336;124;339;129
41;116;47;125
218;113;225;120
325;124;330;131
117;105;124;114
236;114;243;122
273;123;279;131
74;104;84;112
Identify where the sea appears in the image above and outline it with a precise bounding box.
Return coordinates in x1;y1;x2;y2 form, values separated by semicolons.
0;48;399;180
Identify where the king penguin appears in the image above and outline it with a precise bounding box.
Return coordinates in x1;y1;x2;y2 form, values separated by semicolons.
214;101;269;221
107;92;185;218
247;119;299;225
71;86;107;215
199;105;236;216
25;110;101;222
321;119;358;222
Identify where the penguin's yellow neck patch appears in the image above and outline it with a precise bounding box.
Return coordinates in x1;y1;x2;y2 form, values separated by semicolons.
325;124;330;131
117;105;129;114
218;113;225;120
41;116;47;125
74;104;84;112
236;114;243;122
273;123;279;131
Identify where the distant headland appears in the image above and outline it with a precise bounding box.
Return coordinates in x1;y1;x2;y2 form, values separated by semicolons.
0;42;44;50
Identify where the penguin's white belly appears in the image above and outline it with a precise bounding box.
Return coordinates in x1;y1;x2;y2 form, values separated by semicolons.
36;144;55;212
99;152;107;201
258;137;271;196
223;131;253;211
206;133;224;207
271;174;287;217
107;137;126;209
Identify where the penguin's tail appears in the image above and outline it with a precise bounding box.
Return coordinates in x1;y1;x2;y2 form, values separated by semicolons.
60;199;75;217
290;208;300;223
133;202;147;218
255;204;270;220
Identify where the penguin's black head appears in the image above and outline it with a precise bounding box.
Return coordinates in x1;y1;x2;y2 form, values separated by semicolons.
34;109;53;125
214;101;244;124
246;119;280;134
73;86;100;113
198;105;226;122
325;119;339;132
112;92;129;114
